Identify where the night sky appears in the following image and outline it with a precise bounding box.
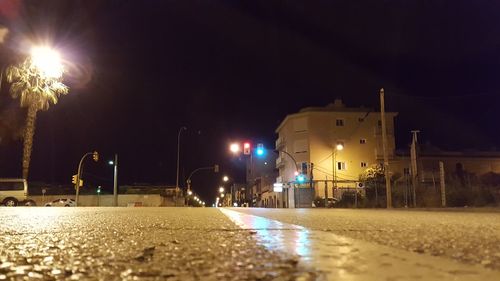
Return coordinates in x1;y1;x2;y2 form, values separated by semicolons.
0;1;499;203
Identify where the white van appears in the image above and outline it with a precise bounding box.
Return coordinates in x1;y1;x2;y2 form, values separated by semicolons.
0;178;36;206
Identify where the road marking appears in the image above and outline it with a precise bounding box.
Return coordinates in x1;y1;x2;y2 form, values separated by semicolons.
220;208;500;281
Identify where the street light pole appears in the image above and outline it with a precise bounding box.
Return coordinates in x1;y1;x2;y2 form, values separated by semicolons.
331;143;343;205
113;153;118;206
176;126;187;192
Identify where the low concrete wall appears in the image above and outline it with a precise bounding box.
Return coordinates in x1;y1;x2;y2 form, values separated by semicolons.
30;194;170;207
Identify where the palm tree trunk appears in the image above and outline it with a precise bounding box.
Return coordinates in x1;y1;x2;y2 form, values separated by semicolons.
22;104;38;179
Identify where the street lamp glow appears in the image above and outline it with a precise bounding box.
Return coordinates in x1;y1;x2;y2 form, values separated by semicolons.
108;160;114;165
294;171;299;176
229;143;240;154
194;196;198;201
187;190;193;196
223;176;229;182
30;46;64;79
219;187;224;193
221;193;225;198
336;143;344;151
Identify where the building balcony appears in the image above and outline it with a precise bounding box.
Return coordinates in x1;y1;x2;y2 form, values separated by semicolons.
276;156;285;168
275;137;286;149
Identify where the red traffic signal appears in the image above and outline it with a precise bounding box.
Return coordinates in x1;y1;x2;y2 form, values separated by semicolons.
243;143;251;155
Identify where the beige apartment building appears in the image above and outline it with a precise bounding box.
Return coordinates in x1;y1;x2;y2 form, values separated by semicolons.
275;99;398;200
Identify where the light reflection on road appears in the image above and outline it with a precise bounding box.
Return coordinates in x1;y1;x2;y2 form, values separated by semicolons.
220;208;500;281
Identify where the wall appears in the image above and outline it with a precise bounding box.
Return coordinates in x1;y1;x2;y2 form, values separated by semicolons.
29;194;172;207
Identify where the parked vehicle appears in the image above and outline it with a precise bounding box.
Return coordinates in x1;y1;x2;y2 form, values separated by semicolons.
0;178;36;206
45;198;76;207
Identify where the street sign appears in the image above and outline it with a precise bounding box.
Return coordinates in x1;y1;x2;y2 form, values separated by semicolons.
273;183;283;192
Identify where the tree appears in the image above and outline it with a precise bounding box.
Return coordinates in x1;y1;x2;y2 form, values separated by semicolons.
6;52;68;179
359;164;385;206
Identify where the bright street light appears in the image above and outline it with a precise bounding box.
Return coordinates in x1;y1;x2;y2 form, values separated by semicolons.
223;176;229;182
30;46;64;78
336;143;344;151
221;193;225;198
219;187;224;193
187;190;193;196
229;143;240;154
108;160;114;165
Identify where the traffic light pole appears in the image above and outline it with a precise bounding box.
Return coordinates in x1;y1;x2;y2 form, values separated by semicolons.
185;165;219;202
75;151;99;207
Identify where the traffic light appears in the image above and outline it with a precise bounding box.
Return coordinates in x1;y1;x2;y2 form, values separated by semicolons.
97;186;101;194
243;143;251;155
71;174;77;184
92;151;99;162
296;174;306;183
256;143;264;156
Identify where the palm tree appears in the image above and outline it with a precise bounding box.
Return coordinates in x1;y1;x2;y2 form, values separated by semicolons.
6;49;68;179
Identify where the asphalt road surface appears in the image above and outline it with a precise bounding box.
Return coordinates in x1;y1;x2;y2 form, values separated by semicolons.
0;207;499;281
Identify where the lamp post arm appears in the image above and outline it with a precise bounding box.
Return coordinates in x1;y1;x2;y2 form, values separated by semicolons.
75;152;93;206
186;165;219;191
274;150;299;171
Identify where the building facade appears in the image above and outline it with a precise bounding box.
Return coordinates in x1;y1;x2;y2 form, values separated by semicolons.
275;99;398;201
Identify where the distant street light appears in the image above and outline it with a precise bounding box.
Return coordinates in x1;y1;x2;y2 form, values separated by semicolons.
229;143;240;154
187;190;193;196
336;143;344;151
223;176;229;182
219;187;224;193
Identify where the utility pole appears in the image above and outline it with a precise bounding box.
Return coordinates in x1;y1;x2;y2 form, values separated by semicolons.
439;161;446;207
410;130;420;207
176;126;187;206
380;88;392;208
113;153;118;206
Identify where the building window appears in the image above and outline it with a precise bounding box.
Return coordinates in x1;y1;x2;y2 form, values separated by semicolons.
361;162;367;168
336;119;344;126
301;162;308;175
337;162;346;171
360;139;366;144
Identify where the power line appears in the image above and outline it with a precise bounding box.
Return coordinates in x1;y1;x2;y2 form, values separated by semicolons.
385;89;498;100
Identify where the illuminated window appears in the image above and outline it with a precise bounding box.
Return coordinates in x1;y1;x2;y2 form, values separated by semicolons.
360;139;366;144
337;162;346;171
361;162;367;168
336;119;344;126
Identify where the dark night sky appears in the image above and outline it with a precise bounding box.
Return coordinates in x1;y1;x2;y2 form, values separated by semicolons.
0;0;499;203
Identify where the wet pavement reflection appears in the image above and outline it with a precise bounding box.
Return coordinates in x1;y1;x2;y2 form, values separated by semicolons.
221;208;500;281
